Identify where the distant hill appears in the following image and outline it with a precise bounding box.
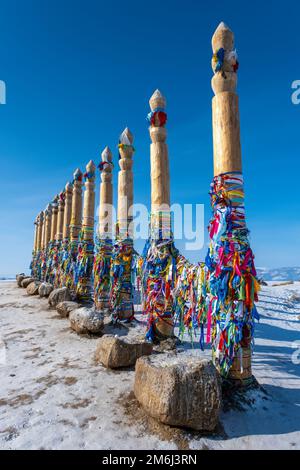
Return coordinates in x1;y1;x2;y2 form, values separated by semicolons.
257;267;300;282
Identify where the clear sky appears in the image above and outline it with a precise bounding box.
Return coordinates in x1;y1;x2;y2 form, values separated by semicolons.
0;0;299;276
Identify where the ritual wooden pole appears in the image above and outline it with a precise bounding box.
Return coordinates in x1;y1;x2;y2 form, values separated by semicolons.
35;211;44;280
110;128;135;321
50;196;59;244
54;191;65;287
142;90;175;341
30;216;39;278
207;22;259;383
60;181;73;287
63;182;73;240
43;203;52;282
94;146;114;311
76;161;96;303
66;168;83;292
48;195;59;284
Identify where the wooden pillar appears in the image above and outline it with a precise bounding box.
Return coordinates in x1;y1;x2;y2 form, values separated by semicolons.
149;90;170;215
56;191;65;243
47;195;59;284
53;191;65;287
70;169;83;245
208;22;259;383
63;182;73;240
40;206;49;281
110;129;135;321
99;147;113;239
94;146;113;311
50;195;59;243
66;168;83;292
35;211;44;280
44;203;53;282
33;217;38;254
142;90;175;341
76;161;96;302
117;128;134;239
44;204;52;247
36;211;44;253
60;182;73;287
30;217;38;277
211;22;241;176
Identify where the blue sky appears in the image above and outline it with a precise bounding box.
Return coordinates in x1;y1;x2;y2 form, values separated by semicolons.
0;0;299;275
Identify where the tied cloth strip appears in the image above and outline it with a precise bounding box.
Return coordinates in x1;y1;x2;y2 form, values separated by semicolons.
110;238;135;323
173;257;209;350
62;222;81;292
45;241;57;284
53;240;63;288
93;237;113;309
205;171;260;376
59;238;70;287
75;226;94;302
147;107;167;127
140;211;177;342
30;250;42;280
212;48;239;75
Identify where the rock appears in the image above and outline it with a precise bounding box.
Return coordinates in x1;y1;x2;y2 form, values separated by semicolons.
21;277;35;288
69;307;104;334
56;301;80;318
272;280;294;287
38;282;54;298
95;334;153;368
26;281;41;295
48;287;71;308
17;274;27;287
134;354;221;431
153;337;179;353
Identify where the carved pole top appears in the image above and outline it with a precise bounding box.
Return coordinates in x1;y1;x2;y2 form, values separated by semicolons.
99;146;113;179
86;159;96;173
46;203;52;214
73;168;83;183
101;146;113;163
51;195;59;208
118;128;134;170
120;127;134;146
39;210;44;221
83;160;96;183
211;21;238;95
149;89;166;111
212;22;234;52
65;181;73;193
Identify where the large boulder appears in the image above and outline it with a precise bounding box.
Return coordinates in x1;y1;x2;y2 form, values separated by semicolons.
134;354;221;431
26;281;41;296
38;282;53;298
21;277;35;288
95;334;153;369
56;301;80;318
48;287;71;308
16;274;27;287
69;307;104;334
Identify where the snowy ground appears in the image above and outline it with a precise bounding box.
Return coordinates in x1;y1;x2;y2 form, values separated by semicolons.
0;280;299;450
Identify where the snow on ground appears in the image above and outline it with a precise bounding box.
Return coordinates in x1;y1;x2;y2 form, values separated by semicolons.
0;280;299;450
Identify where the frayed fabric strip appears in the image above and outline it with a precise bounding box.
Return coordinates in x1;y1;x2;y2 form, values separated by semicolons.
205;171;260;376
